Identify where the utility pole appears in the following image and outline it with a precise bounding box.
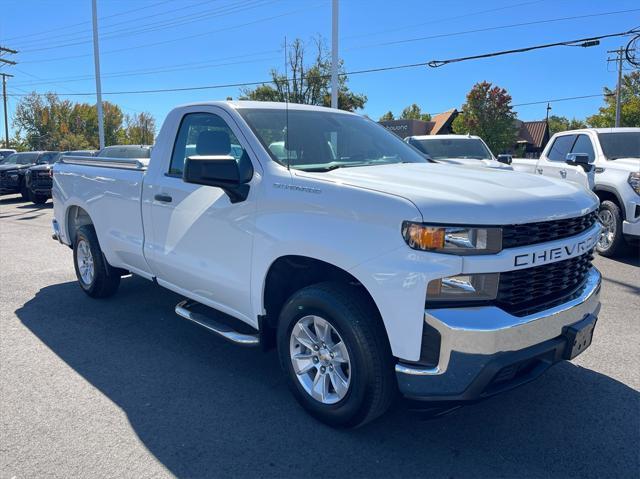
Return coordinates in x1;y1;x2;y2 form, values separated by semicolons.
607;47;624;127
0;46;17;148
92;0;105;149
330;0;339;109
545;102;551;124
1;73;13;148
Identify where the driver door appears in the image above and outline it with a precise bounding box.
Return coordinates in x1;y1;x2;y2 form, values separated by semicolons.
145;108;259;323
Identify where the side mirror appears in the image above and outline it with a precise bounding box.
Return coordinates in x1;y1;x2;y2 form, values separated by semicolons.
565;153;593;172
183;155;253;203
497;154;512;165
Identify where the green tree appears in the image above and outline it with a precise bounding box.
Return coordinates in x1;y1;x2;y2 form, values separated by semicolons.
452;81;518;154
379;111;395;121
119;112;156;145
240;37;367;111
400;103;431;121
547;115;587;136
587;71;640;127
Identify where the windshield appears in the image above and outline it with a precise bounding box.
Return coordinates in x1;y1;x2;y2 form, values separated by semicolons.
37;152;60;164
97;146;151;158
597;132;640;160
1;153;38;165
238;108;427;171
408;138;493;160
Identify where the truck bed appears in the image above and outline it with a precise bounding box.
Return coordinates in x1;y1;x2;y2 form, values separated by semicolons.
53;155;152;278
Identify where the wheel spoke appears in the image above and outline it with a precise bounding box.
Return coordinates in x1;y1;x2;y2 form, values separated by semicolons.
311;370;329;402
294;322;318;350
313;316;331;344
329;368;349;397
330;341;349;363
291;353;315;375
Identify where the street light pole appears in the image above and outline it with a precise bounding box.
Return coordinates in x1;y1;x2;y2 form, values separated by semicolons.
92;0;105;149
331;0;339;109
1;73;12;148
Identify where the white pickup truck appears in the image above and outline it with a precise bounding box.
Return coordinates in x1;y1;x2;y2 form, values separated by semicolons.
512;128;640;257
52;101;602;427
405;134;513;170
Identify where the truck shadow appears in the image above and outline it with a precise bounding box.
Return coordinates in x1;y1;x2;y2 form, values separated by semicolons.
16;277;639;478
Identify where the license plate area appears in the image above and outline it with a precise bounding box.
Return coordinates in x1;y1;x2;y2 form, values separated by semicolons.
562;314;597;360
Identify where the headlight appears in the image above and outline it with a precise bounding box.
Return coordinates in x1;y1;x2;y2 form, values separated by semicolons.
427;273;500;302
628;172;640;195
401;222;502;255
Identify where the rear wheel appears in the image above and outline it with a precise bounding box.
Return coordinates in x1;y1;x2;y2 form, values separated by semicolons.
597;200;627;257
277;282;396;428
73;225;120;298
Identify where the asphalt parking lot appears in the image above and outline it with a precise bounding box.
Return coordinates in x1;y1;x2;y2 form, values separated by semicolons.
1;195;638;479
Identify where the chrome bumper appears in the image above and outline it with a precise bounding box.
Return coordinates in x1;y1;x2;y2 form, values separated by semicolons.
396;267;601;399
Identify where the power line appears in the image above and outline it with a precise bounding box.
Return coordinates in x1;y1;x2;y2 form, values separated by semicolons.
12;50;282;87
344;0;549;41
2;0;178;42
19;0;274;54
13;0;221;47
20;4;322;64
349;9;640;51
428;27;640;67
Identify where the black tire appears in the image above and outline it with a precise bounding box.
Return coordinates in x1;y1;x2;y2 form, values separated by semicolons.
20;181;29;200
73;225;120;298
596;200;627;257
277;282;396;428
28;189;48;204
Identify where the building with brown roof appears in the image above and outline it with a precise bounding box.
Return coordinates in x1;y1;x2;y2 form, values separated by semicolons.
514;120;550;158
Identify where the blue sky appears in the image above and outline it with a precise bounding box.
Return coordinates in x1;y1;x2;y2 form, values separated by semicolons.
1;0;638;137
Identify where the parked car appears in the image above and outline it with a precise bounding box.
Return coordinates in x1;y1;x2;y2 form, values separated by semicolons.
25;150;95;204
511;128;640;257
405;134;513;169
96;145;152;159
52;101;601;427
0;151;58;200
0;148;17;160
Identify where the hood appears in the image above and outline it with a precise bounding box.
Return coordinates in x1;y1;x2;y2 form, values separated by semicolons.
603;158;640;171
28;164;52;172
303;163;598;225
0;163;31;172
434;157;512;170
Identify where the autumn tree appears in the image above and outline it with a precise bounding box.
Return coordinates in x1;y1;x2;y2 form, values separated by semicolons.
452;81;518;154
240;37;367;111
13;92;156;149
587;71;640;127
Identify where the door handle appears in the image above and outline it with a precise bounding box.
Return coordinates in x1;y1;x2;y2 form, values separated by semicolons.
560;170;567;178
536;167;543;174
154;193;172;203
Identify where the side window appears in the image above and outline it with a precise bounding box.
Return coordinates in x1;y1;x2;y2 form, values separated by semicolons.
169;112;245;176
547;135;576;162
571;134;595;162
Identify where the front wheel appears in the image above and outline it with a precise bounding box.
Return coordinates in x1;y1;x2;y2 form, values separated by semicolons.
28;189;48;204
277;282;396;428
73;225;121;298
597;200;627;257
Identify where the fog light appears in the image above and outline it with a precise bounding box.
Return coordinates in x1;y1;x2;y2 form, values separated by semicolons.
427;273;500;302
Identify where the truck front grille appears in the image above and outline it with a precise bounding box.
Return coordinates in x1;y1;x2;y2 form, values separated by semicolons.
496;250;594;316
502;211;598;249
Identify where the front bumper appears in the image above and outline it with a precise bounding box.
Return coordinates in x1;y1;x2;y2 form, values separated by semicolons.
622;220;640;238
396;267;601;401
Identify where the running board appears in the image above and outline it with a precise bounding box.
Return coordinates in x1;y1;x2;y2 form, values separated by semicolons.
175;300;260;347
